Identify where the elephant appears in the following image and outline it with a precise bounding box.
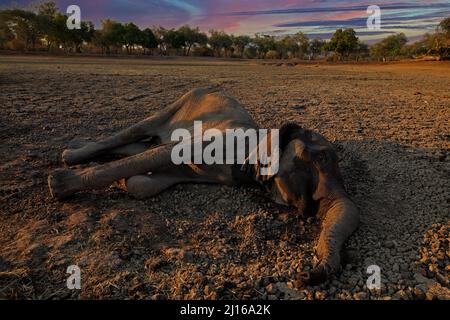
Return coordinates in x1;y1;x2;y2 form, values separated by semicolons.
48;87;359;285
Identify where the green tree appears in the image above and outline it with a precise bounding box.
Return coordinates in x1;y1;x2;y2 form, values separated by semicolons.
208;30;232;57
2;9;44;50
164;28;185;54
293;32;309;58
122;22;142;54
232;35;251;58
68;21;95;52
35;1;58;16
276;36;299;59
34;2;59;50
141;28;158;54
47;13;69;50
309;38;326;59
178;25;207;56
432;17;450;59
403;35;429;57
327;28;359;60
96;19;125;54
253;35;276;59
355;42;370;61
153;27;167;55
438;17;450;35
0;11;15;48
370;33;407;61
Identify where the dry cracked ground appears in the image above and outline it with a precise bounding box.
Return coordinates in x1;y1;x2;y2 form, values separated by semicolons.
0;55;448;300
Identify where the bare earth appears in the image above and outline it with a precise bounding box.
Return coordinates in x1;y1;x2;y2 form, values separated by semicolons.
0;55;448;300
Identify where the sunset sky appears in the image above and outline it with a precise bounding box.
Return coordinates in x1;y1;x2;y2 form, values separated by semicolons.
2;0;450;42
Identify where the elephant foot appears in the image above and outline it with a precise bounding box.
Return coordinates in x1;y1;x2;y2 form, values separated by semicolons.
297;264;329;286
62;148;84;166
48;169;81;200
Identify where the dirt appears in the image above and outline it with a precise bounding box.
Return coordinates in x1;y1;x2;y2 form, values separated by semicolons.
0;55;449;300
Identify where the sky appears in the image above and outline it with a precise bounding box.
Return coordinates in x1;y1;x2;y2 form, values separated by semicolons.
2;0;450;42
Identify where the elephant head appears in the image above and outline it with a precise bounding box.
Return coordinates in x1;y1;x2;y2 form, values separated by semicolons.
257;122;360;284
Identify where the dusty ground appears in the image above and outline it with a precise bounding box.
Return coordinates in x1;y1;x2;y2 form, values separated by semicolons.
0;55;448;300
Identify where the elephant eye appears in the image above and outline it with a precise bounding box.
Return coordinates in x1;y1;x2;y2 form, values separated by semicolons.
316;151;328;165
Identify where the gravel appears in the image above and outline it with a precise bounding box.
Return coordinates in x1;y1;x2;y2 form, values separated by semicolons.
0;56;449;300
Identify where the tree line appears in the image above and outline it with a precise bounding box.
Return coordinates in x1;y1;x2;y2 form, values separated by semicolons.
1;2;449;61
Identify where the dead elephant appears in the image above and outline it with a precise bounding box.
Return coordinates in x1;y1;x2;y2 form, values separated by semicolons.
48;87;359;285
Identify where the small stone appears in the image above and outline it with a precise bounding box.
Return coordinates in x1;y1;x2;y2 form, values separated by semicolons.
413;286;426;299
151;293;165;300
392;263;400;273
414;272;433;285
266;283;276;294
436;273;448;286
354;292;367;300
267;294;278;300
384;240;396;249
392;290;408;300
204;285;212;295
348;276;359;287
314;291;327;300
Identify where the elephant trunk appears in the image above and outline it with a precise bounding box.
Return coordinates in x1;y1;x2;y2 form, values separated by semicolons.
317;196;359;267
301;191;360;284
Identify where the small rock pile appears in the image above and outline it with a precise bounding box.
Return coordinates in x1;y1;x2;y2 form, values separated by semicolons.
410;222;450;300
416;223;449;288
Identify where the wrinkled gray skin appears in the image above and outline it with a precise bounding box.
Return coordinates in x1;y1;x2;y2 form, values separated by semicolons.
48;87;359;285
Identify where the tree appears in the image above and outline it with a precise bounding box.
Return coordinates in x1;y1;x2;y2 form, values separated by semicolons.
208;30;232;57
153;27;167;55
68;21;95;52
178;25;207;56
293;32;309;58
164;28;185;54
232;35;251;58
309;38;326;59
122;22;142;54
370;33;407;61
2;9;45;50
0;11;15;49
354;42;370;61
438;17;450;35
35;1;58;16
96;19;125;54
327;28;359;60
432;17;450;59
401;17;450;60
403;35;430;57
47;13;69;50
253;35;276;59
141;28;158;54
276;36;299;59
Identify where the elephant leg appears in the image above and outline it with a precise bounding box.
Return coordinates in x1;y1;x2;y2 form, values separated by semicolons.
62;116;162;165
110;141;154;157
49;143;175;200
117;174;183;199
67;138;153;159
60;87;215;166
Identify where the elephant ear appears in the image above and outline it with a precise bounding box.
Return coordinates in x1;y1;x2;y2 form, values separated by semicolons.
241;130;280;184
279;122;303;150
241;122;301;183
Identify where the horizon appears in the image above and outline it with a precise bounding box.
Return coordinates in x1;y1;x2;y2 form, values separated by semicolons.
1;0;450;43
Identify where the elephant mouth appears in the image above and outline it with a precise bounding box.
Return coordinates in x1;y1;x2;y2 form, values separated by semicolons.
264;181;318;217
